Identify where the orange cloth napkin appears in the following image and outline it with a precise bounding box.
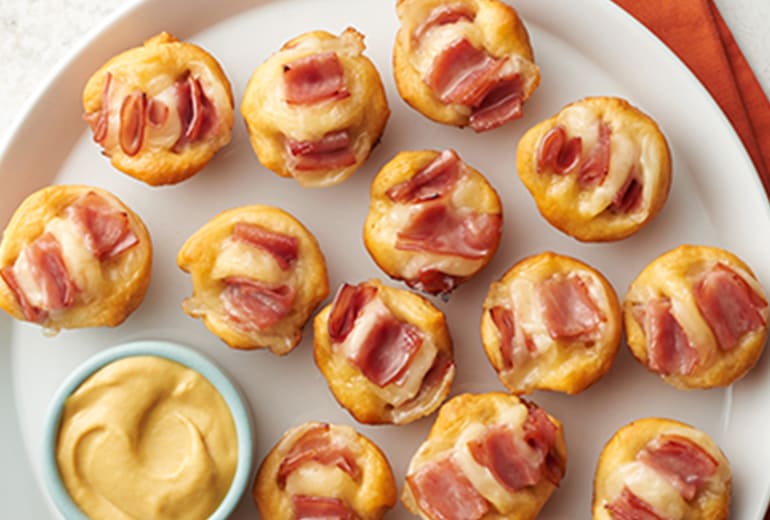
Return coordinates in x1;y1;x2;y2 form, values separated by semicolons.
613;0;770;198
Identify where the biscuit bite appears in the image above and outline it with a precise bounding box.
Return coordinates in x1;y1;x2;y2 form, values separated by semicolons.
241;28;389;187
314;279;454;425
177;205;328;355
623;244;768;389
517;96;672;241
402;392;566;520
394;0;540;131
593;417;730;520
364;149;502;296
481;252;621;395
253;421;397;520
0;185;152;332
82;32;234;186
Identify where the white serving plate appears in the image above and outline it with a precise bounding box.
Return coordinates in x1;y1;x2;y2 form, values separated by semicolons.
2;0;769;518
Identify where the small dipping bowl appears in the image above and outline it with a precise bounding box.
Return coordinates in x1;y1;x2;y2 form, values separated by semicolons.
41;340;254;519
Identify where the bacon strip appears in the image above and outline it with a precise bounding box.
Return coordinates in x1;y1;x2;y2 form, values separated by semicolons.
119;92;146;156
468;75;524;132
0;267;46;322
292;495;355;520
146;98;169;127
491;306;516;369
173;74;216;151
232;222;298;271
286;130;357;171
408;269;463;295
611;165;644;214
396;201;501;260
284;51;350;105
522;402;565;486
537;125;582;174
277;424;361;488
407;456;489;520
605;487;664;520
638;434;718;501
386;149;461;204
327;282;378;343
348;313;424;387
220;277;295;331
693;263;768;351
536;275;605;341
412;3;475;43
66;191;138;261
644;298;699;375
578;121;611;187
83;72;112;143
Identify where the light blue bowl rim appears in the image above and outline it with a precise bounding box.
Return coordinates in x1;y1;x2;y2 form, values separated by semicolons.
41;340;254;520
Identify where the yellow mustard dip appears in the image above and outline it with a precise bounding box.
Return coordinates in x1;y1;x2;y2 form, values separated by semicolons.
55;356;238;520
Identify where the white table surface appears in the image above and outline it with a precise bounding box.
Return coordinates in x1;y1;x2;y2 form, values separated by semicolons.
0;0;768;517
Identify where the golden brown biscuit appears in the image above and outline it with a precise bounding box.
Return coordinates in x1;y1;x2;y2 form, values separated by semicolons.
253;421;397;519
394;0;540;131
364;149;502;296
517;96;672;241
314;279;454;425
177;205;328;355
481;252;621;395
82;32;234;186
241;28;389;188
0;185;152;332
623;244;768;389
593;417;730;520
402;392;566;520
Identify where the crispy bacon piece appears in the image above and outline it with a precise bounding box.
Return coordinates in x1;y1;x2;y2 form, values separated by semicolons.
221;277;295;331
327;282;378;343
491;305;536;370
578;121;611;187
386;149;461;203
0;267;46;323
637;434;718;501
292;495;355;520
536;275;605;341
84;72;112;143
173;74;216;151
412;3;475;43
611;165;644;213
537;125;582;174
119;92;146;156
232;222;298;271
522;402;565;486
408;269;463;295
468;75;524;132
66;191;138;261
286;130;357;171
277;424;361;488
284;51;350;105
407;456;489;520
605;487;665;520
643;298;698;376
693;263;768;351
348;312;424;387
396;201;501;260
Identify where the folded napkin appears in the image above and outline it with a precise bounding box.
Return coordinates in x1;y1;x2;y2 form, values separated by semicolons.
613;0;770;198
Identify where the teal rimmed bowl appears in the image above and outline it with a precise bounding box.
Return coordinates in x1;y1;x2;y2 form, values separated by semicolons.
41;340;254;519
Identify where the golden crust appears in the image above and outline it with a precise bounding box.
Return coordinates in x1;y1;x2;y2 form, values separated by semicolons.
401;392;567;519
82;32;234;186
253;421;397;519
517;96;672;242
313;279;454;425
623;244;768;389
363;149;502;294
481;252;621;395
176;205;329;355
593;417;730;520
394;0;540;128
240;28;390;188
0;185;152;331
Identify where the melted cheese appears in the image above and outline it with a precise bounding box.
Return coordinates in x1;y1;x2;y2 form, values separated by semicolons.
210;238;288;284
614;461;687;520
283;461;358;503
578;131;640;218
338;298;438;406
45;217;104;299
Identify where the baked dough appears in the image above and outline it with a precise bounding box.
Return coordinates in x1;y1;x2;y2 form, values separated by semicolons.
253;421;396;519
241;28;389;187
313;279;454;425
177;205;328;355
593;417;730;520
517;96;672;241
402;392;566;520
82;32;234;186
364;149;502;296
623;244;768;389
481;252;621;395
394;0;540;131
0;185;152;332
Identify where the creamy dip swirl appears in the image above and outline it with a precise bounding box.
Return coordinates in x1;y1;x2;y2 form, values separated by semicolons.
55;356;238;519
